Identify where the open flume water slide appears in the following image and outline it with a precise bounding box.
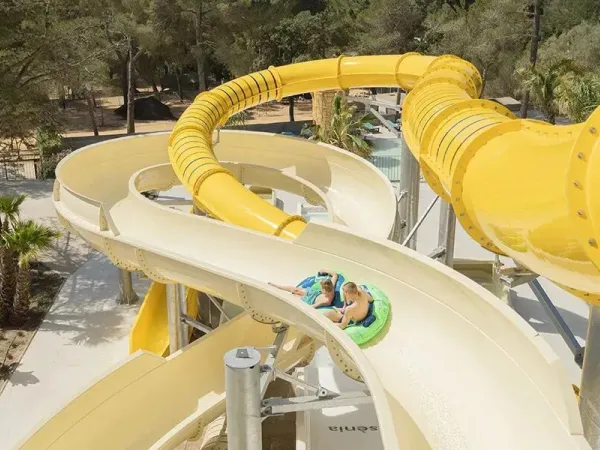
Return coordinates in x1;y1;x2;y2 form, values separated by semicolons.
19;53;600;449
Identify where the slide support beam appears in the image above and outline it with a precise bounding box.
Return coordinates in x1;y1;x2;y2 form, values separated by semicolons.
529;279;581;357
403;195;439;247
398;136;420;249
166;283;184;353
580;305;600;448
225;347;263;450
438;201;456;267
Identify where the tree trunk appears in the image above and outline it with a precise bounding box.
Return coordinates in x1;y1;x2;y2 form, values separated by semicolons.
176;69;184;102
151;79;161;100
127;38;136;135
289;96;295;122
59;90;66;110
520;0;542;119
194;7;207;92
117;269;139;305
121;63;129;106
84;87;99;136
12;262;30;324
0;249;17;324
480;67;488;97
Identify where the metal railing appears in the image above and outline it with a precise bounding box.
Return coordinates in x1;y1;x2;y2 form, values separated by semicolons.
371;154;401;182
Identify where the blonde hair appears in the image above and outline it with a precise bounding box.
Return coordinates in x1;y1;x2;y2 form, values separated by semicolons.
320;279;334;293
342;282;358;295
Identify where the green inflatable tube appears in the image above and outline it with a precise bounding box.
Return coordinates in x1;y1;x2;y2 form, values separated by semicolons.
340;283;391;346
297;274;390;346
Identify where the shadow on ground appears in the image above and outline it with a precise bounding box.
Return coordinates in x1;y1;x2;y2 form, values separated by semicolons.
38;256;139;347
0;180;53;200
511;293;588;341
1;363;40;387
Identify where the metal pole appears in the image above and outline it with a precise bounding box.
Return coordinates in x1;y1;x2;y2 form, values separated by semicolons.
181;314;213;335
166;283;183;353
225;347;263;450
529;279;581;356
206;294;231;322
117;269;139;305
398;136;420;249
178;284;189;347
580;305;600;448
438;200;456;267
402;195;439;247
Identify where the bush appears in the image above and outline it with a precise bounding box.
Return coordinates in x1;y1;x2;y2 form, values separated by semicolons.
39;150;70;180
36;127;64;157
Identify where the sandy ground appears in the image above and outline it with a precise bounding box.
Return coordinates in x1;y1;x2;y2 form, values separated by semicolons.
60;94;313;139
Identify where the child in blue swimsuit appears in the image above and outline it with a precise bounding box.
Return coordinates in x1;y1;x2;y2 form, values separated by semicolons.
269;270;338;308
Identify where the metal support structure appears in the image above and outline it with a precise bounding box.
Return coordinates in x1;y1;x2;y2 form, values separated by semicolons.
166;283;184;353
402;195;439;247
259;325;289;397
529;279;582;358
261;391;372;416
273;370;333;397
580;305;600;448
181;313;213;335
437;200;456;267
398;137;420;249
178;284;189;347
206;293;231;322
117;269;139;305
225;347;263;450
368;107;400;136
346;95;402;112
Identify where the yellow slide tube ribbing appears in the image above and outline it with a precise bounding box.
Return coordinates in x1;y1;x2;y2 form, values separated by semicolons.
168;54;437;240
169;53;600;302
401;55;600;303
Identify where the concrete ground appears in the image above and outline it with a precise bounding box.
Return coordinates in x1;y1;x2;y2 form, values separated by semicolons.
0;180;92;273
0;180;149;448
0;253;149;449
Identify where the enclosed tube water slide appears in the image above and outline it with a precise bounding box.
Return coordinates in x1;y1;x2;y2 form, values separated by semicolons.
19;53;598;449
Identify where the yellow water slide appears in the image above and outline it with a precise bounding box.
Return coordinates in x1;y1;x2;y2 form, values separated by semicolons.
170;53;600;301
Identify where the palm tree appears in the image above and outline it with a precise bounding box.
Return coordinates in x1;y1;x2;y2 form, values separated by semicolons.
2;221;59;324
557;73;600;123
0;194;26;233
309;94;375;159
224;110;249;127
517;60;580;124
0;194;26;323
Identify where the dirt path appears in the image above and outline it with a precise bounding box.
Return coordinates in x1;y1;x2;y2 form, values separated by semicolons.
61;94;313;139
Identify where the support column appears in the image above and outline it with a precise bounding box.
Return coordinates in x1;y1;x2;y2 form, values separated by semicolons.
178;284;189;347
166;283;184;353
438;201;456;267
117;269;139;305
225;347;263;450
398;137;420;249
580;305;600;448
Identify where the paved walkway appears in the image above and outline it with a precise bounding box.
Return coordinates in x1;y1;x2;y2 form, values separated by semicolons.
0;253;149;449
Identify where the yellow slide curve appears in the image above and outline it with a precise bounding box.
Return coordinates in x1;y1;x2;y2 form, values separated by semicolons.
18;53;598;449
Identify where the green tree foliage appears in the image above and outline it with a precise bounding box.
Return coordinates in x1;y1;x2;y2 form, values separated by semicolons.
558;73;600;123
535;22;600;72
516;59;580;124
426;0;530;96
357;0;429;54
